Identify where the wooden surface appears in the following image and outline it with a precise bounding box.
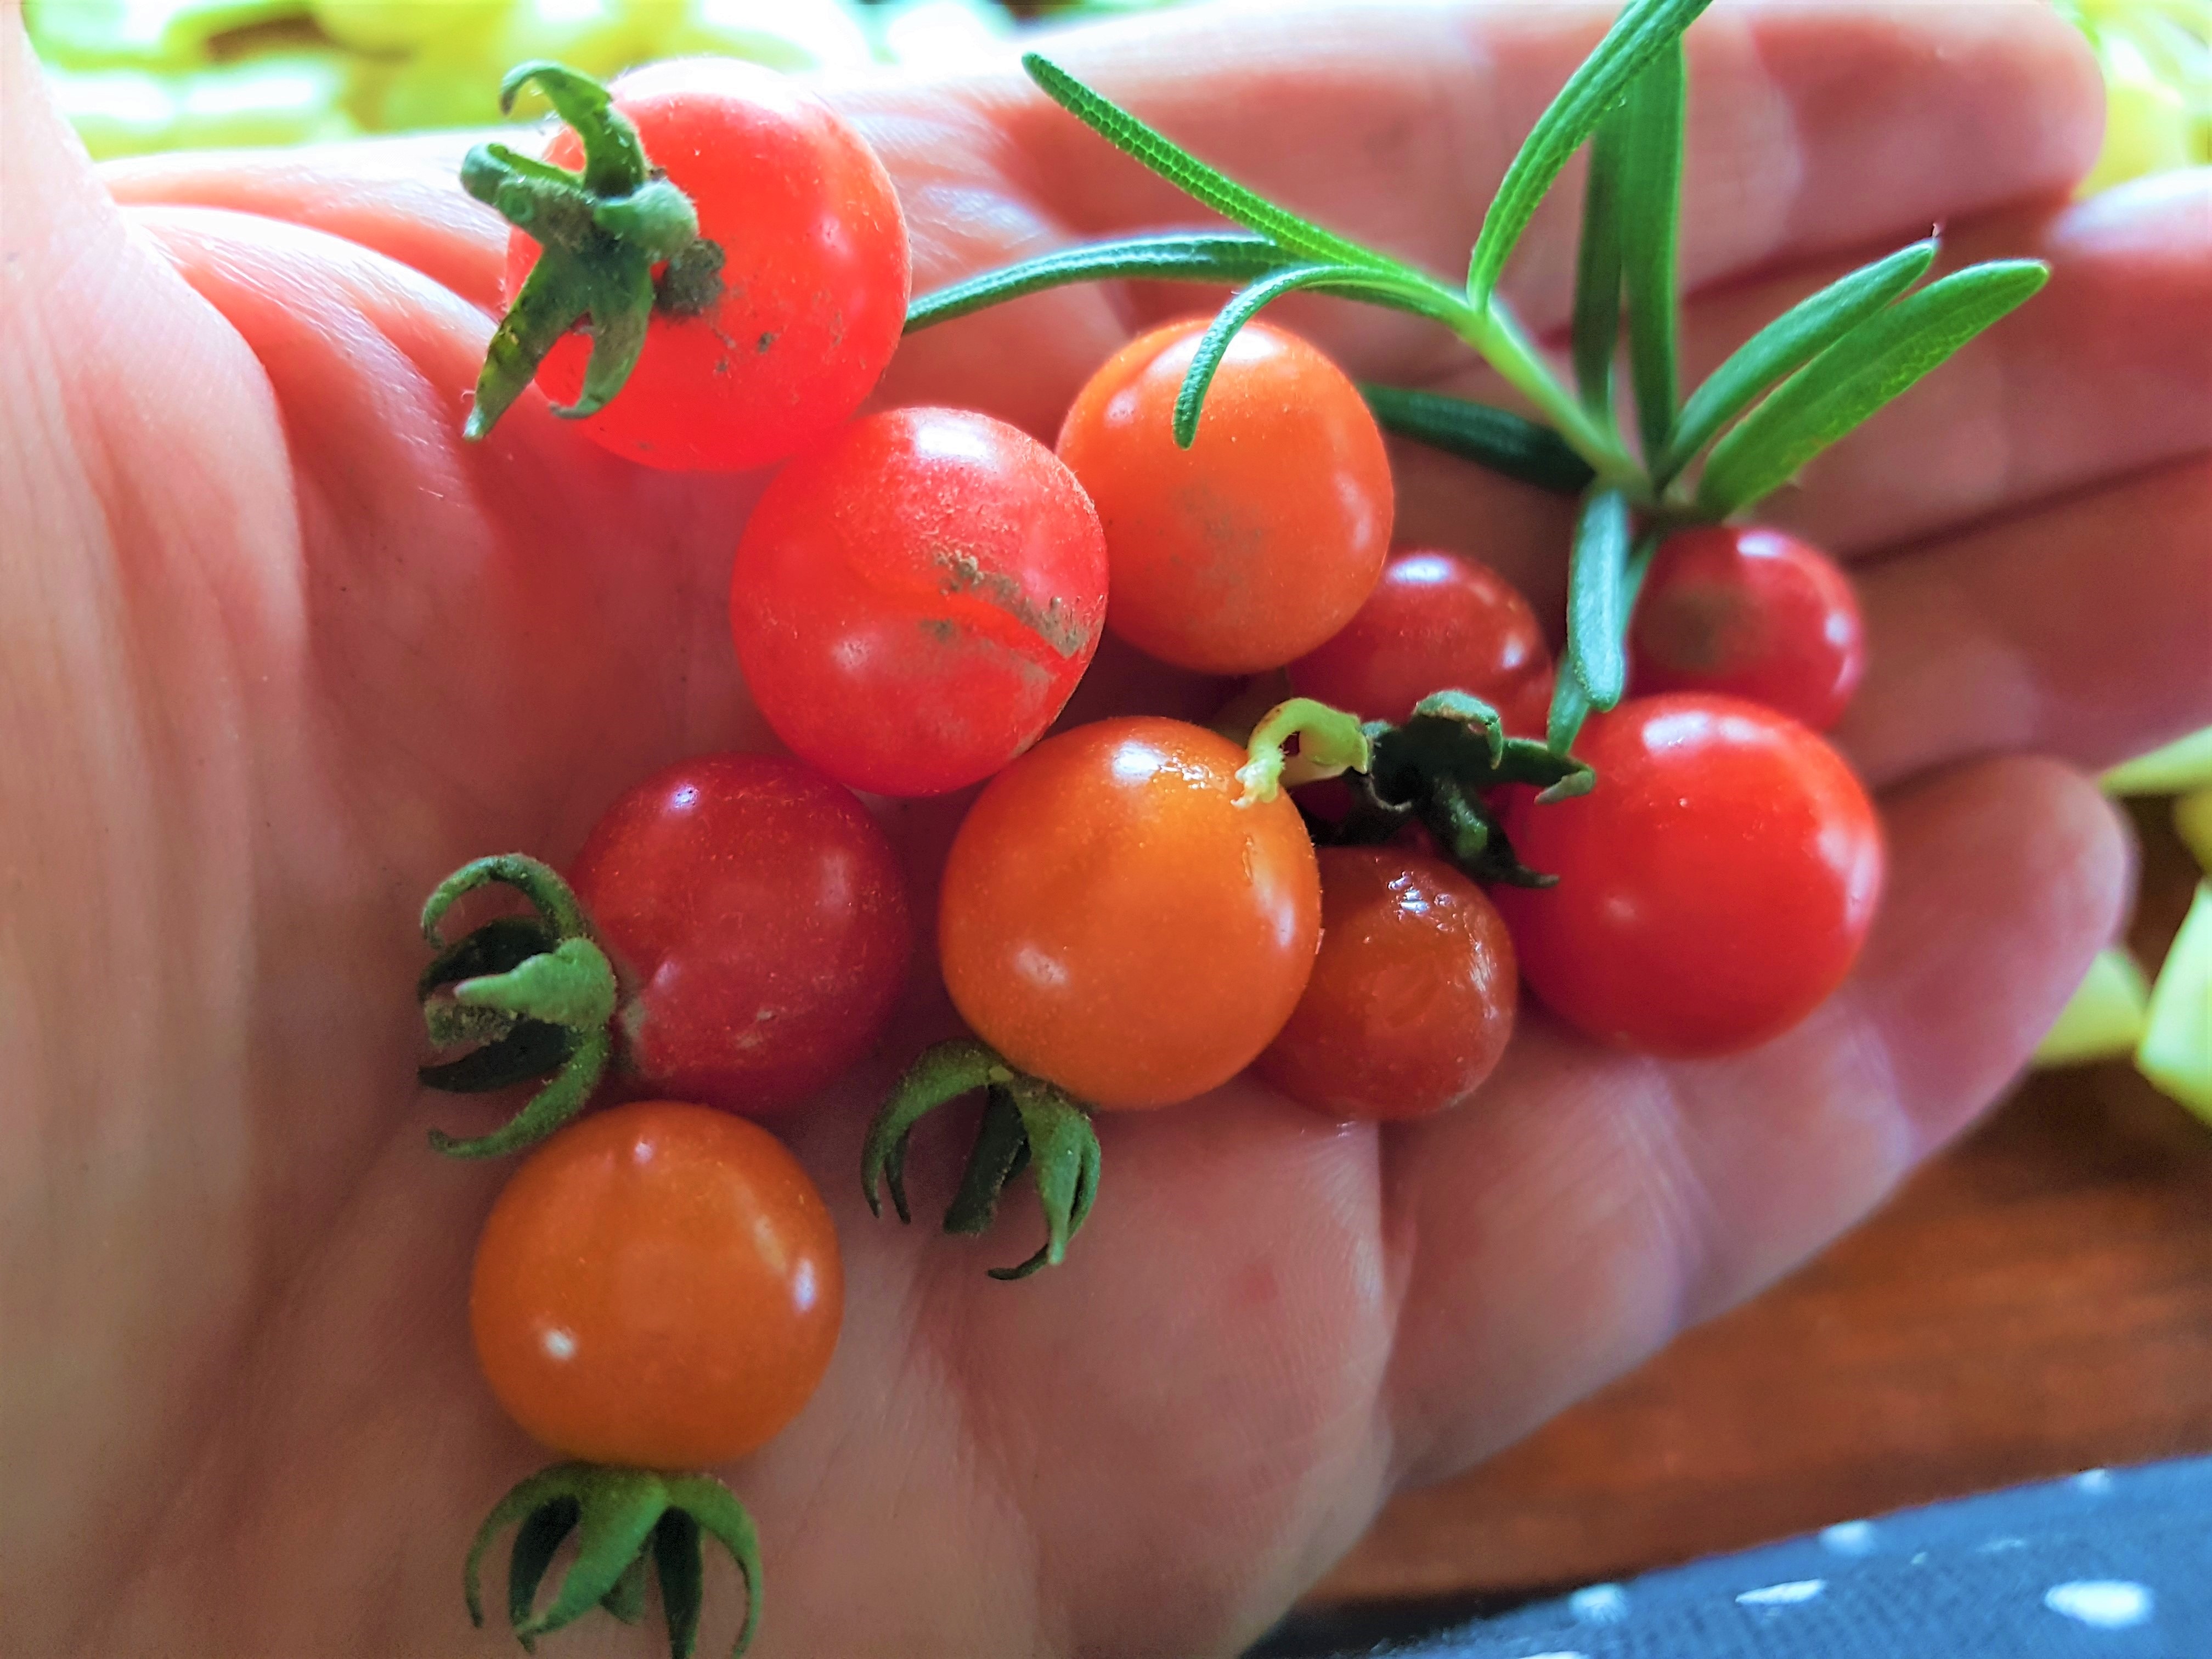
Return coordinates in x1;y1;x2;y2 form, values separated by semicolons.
1305;798;2212;1610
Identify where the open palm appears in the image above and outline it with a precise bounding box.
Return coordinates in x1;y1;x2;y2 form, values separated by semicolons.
5;2;2208;1655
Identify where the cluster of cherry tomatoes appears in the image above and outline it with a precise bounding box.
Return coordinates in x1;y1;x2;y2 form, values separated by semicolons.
422;48;1887;1659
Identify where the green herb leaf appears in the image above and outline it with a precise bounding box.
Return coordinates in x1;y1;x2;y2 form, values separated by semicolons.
1174;265;1435;446
1562;487;1633;712
1570;101;1627;417
905;233;1294;332
1657;238;1937;483
1361;383;1598;495
1545;524;1661;753
1465;0;1716;307
1696;259;2048;516
1617;39;1684;464
1024;54;1389;273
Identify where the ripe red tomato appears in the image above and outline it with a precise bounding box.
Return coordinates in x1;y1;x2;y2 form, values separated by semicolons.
1629;525;1866;731
1492;694;1883;1058
939;718;1321;1108
1288;547;1554;736
472;1102;842;1469
571;753;910;1114
1056;318;1393;674
1255;848;1517;1120
730;408;1110;797
512;58;908;472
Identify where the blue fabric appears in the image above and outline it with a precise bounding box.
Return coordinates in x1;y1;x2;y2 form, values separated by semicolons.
1312;1457;2212;1656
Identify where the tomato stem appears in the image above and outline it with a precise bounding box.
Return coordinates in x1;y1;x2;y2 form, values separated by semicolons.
459;63;721;443
1235;697;1372;807
465;1461;761;1658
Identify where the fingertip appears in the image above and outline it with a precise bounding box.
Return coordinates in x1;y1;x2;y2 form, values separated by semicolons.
1859;753;2133;1156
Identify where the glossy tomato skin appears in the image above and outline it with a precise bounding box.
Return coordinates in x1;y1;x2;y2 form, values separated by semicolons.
1289;548;1554;736
939;718;1321;1108
472;1102;842;1469
570;754;910;1115
1493;694;1883;1058
1056;318;1393;674
1629;525;1866;731
1256;848;1517;1120
731;408;1109;797
512;58;909;473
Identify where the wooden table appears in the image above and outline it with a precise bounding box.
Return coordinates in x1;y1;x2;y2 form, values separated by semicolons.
1295;797;2212;1630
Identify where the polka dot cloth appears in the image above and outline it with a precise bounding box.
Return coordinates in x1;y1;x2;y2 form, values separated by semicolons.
1252;1457;2210;1656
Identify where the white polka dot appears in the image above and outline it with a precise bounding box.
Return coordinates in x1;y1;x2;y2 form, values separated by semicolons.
1820;1520;1877;1556
1736;1579;1825;1607
1977;1537;2027;1554
2073;1468;2116;1494
1568;1584;1628;1624
2045;1581;2153;1629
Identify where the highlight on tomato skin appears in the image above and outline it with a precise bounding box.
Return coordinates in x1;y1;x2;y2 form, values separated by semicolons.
470;1102;843;1471
1256;847;1519;1121
1057;317;1394;675
1492;693;1884;1060
937;716;1322;1109
731;407;1110;798
512;57;909;472
1288;546;1555;738
569;753;912;1116
1628;524;1867;732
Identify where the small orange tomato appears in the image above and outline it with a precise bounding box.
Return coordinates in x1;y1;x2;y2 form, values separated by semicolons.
1056;318;1393;674
939;718;1322;1108
1256;848;1517;1120
471;1102;842;1470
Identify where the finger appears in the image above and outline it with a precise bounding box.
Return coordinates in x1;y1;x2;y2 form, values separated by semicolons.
1381;754;2129;1485
1839;456;2212;789
1689;172;2212;557
879;0;2100;415
101;132;509;311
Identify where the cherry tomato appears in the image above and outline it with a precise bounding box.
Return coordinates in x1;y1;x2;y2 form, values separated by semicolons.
512;58;908;472
571;753;910;1114
472;1102;841;1469
939;718;1321;1108
1492;694;1883;1058
1056;318;1393;674
1255;848;1517;1120
731;408;1110;797
1288;547;1554;736
1629;524;1866;731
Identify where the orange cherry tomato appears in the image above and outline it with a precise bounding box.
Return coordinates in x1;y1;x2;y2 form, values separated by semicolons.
471;1102;842;1470
1255;847;1517;1120
1056;318;1393;674
938;718;1322;1108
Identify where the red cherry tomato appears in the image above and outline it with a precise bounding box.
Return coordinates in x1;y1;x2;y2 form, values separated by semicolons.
571;754;910;1114
1255;848;1517;1120
939;718;1321;1108
1628;525;1866;731
731;408;1109;797
1056;318;1393;674
1492;694;1883;1058
1288;547;1554;736
512;58;909;472
472;1102;842;1469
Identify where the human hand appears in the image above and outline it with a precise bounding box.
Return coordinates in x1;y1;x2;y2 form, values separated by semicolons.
4;1;2207;1654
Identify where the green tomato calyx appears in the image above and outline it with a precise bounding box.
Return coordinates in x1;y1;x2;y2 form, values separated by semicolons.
862;1039;1102;1281
417;854;618;1159
460;62;724;443
464;1461;760;1658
